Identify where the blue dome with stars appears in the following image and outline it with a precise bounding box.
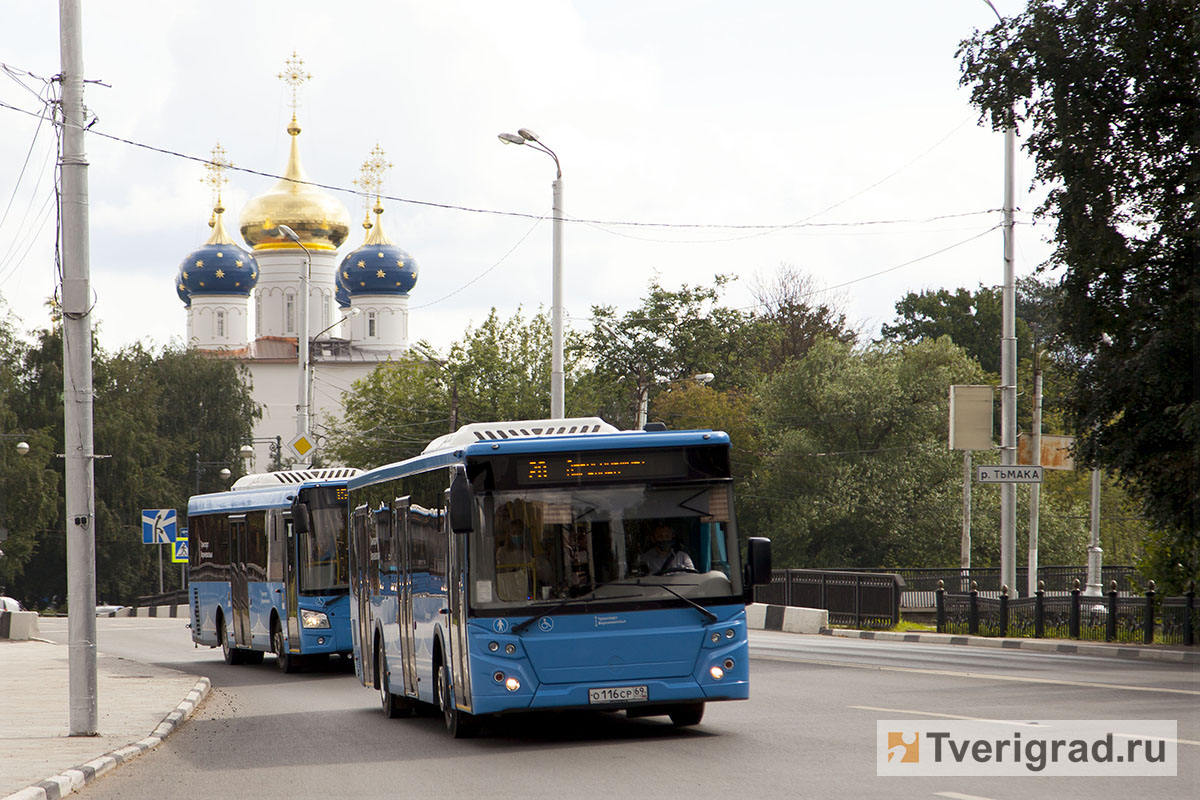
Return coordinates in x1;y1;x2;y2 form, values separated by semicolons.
338;206;418;297
175;266;191;307
335;269;351;308
178;209;259;298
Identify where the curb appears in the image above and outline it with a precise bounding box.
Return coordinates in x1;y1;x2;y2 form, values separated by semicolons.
820;627;1200;665
2;677;211;800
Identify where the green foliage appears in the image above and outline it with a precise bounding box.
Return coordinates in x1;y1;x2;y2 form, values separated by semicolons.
0;314;259;608
959;0;1200;586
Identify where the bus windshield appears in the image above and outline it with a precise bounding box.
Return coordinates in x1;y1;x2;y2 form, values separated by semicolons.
469;482;740;610
298;487;349;595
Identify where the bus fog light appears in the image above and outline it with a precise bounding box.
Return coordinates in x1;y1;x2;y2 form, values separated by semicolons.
488;642;499;652
505;677;521;692
493;671;505;683
505;643;516;654
710;665;725;680
317;637;325;645
710;632;720;643
725;628;735;639
723;658;735;670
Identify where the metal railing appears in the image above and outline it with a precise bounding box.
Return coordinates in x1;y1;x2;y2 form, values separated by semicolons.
755;569;904;629
843;565;1138;608
935;579;1197;645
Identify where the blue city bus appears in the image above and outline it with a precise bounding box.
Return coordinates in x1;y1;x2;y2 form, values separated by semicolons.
348;418;771;737
188;468;360;671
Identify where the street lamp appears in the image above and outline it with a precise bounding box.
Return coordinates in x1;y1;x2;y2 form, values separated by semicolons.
498;127;564;419
638;373;716;430
0;435;31;551
306;307;362;454
276;224;313;450
239;437;283;473
981;0;1020;596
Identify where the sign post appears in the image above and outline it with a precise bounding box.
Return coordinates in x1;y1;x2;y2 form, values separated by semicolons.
141;509;177;593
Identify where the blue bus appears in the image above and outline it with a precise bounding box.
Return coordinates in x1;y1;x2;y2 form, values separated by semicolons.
188;468;360;671
348;418;771;736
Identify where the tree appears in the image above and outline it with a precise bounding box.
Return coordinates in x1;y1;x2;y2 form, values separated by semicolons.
748;265;858;373
880;284;1033;375
959;0;1200;589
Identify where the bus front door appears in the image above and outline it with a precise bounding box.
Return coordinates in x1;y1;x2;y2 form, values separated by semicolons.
229;515;250;647
351;508;373;685
396;498;418;697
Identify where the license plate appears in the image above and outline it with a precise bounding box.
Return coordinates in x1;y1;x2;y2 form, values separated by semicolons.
588;685;648;704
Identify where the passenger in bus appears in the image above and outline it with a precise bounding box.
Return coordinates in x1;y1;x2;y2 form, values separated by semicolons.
638;523;695;574
534;529;561;597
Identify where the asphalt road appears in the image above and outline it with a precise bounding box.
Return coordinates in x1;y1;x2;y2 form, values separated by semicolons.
38;618;1199;800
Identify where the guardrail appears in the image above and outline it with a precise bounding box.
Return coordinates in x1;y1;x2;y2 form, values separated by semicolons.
843;565;1138;608
755;569;904;629
935;579;1198;645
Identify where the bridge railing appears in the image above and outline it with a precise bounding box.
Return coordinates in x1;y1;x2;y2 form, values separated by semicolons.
755;569;904;629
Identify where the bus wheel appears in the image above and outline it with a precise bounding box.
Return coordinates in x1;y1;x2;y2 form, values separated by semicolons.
273;620;298;674
377;648;410;718
439;664;477;738
219;617;243;666
668;702;705;727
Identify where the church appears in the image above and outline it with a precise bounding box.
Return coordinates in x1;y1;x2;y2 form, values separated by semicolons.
174;55;417;471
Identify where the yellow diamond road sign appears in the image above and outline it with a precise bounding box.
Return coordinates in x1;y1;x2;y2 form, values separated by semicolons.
289;433;316;457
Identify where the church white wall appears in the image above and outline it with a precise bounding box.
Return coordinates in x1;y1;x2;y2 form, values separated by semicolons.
348;295;409;354
242;359;380;470
189;295;249;349
252;249;339;339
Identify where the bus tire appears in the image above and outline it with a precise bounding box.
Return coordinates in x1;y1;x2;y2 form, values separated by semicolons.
219;616;244;666
273;619;299;674
439;663;477;738
377;647;410;718
668;702;705;727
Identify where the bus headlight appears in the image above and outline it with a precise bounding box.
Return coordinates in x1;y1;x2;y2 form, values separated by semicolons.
505;677;521;692
709;665;725;680
300;609;331;629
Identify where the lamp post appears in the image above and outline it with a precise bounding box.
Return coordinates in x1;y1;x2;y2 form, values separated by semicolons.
0;436;31;553
306;308;362;462
239;437;283;473
981;0;1020;596
498;128;564;419
638;373;715;430
276;224;312;452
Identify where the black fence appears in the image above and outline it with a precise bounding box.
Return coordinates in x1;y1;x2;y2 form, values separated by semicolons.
755;569;904;629
936;580;1198;645
844;566;1138;608
134;590;189;609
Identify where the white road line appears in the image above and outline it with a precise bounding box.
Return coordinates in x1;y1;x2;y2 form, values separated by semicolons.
935;792;999;800
754;652;1200;696
854;705;1200;747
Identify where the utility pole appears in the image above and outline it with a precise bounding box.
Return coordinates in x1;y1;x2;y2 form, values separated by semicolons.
1027;365;1043;597
1000;120;1019;597
59;0;98;736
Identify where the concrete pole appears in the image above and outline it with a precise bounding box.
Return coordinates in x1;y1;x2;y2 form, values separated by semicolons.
999;122;1019;598
551;177;564;420
1028;367;1043;597
59;0;98;736
1085;468;1104;596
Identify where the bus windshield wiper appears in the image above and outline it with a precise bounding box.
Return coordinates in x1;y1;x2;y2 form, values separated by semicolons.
511;584;641;634
640;578;718;624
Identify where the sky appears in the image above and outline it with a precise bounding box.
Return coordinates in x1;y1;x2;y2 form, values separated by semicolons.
0;0;1054;360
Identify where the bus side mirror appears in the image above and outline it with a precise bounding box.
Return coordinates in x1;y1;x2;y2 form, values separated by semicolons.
448;468;474;534
293;501;311;535
745;537;772;586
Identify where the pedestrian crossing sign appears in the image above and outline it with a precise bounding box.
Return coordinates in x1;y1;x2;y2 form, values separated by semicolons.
171;539;189;564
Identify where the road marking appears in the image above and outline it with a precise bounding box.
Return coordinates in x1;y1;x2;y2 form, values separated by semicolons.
753;652;1200;696
935;793;999;800
854;705;1200;747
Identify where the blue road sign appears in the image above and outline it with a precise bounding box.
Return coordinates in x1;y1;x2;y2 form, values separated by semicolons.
171;539;189;564
141;509;177;544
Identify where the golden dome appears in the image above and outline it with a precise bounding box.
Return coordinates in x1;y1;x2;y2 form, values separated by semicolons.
239;121;350;251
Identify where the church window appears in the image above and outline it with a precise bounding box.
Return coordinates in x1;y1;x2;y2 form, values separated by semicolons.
285;292;295;333
255;295;262;336
367;310;377;338
216;310;226;338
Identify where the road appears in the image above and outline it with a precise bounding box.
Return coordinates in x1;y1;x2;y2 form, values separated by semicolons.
38;618;1199;799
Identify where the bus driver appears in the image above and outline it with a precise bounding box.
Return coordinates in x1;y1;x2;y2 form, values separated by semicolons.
638;523;695;574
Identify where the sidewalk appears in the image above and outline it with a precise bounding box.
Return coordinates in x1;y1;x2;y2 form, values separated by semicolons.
0;638;208;800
